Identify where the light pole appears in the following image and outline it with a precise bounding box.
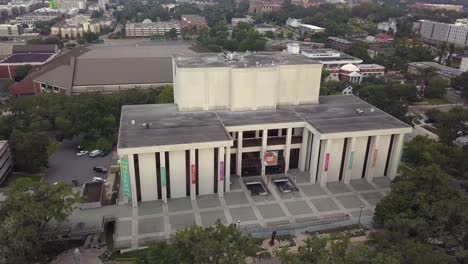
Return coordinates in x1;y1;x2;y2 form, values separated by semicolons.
358;205;364;225
237;220;241;230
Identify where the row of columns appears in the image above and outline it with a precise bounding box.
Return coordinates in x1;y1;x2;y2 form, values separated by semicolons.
307;133;405;187
234;127;294;177
125;145;232;208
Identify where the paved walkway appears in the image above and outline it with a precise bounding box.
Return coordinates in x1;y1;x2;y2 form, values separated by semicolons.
50;248;104;264
113;171;391;249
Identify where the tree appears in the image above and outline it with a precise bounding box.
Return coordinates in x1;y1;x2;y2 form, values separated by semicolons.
165;28;178;40
437;42;448;64
96;137;112;151
90;10;103;18
140;220;258;264
374;165;466;243
83;32;99;43
452;71;468;99
425;77;448;98
14;64;32;82
264;30;275;39
0;178;81;264
157;86;174;103
10;130;49;173
320;81;342;95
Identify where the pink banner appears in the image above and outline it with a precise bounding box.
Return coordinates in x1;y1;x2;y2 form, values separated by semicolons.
191;164;196;184
324;153;330;172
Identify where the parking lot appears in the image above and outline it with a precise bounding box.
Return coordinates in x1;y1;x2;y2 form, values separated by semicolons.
45;138;115;186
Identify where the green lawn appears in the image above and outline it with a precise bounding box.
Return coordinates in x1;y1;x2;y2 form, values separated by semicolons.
2;172;42;187
102;248;148;262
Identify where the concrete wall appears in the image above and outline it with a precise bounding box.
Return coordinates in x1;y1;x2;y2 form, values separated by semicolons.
374;135;391;177
278;64;321;105
230;67;278;111
175;67;230;111
169;150;186;198
326;138;344;182
138;153;158;201
198;148;214;195
174;61;322;112
351;136;368;180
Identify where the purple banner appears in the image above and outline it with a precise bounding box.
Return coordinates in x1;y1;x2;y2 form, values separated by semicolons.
220;161;224;181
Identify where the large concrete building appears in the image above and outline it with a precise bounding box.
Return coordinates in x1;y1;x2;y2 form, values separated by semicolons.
125;19;181;37
117;51;411;207
414;19;468;47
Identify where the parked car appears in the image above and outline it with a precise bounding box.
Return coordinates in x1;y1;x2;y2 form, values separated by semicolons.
77;150;89;156
100;151;111;157
93;166;108;174
92;177;105;182
90;150;102;158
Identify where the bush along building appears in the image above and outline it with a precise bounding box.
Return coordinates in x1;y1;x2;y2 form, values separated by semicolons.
117;51;411;206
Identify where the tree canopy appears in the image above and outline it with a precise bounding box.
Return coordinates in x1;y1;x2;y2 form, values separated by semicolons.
140;220;258;264
0;178;81;264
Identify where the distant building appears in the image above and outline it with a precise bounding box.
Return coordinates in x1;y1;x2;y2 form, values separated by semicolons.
377;19;397;33
10;8;62;30
410;3;464;12
249;0;282;13
125;19;180;37
56;0;86;10
51;14;114;38
0;24;24;36
414;19;468;47
453;135;468;148
254;24;278;34
459;57;468;72
0;141;12;186
326;37;353;52
286;18;302;28
367;46;395;58
339;63;385;84
0;44;58;79
231;17;253;27
181;14;207;29
298;24;325;34
407;61;462;83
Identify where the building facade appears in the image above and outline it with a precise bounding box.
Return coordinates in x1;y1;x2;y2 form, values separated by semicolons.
0;24;24;36
414;19;468;47
125;19;181;37
117;51;411;207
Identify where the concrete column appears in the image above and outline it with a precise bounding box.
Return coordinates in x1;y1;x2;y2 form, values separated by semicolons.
128;154;138;207
255;130;260;138
317;139;332;187
298;128;309;171
160;152;167;203
232;132;237;140
261;129;268;176
308;134;320;184
237;131;243;177
284;128;293;173
342;138;356;184
278;129;283;137
387;134;404;180
190;149;196;200
218;147;225;198
225;146;231;192
364;136;380;182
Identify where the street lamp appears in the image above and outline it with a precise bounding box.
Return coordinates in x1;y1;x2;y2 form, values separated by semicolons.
358;205;364;225
237;220;241;230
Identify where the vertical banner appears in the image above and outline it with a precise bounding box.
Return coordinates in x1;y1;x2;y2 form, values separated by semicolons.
348;151;354;170
324;153;330;172
161;167;166;187
191;164;196;184
220;161;224;182
372;149;378;168
120;157;131;199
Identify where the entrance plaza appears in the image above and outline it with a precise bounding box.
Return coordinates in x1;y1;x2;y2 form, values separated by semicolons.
113;170;391;249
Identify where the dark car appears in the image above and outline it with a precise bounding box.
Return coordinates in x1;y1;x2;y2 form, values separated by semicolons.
93;166;108;174
100;151;111;157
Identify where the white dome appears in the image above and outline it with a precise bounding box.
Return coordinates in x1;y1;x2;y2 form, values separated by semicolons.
142;19;153;24
340;63;360;72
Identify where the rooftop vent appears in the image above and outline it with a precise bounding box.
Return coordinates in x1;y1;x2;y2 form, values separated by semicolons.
131;120;135;125
370;108;375;112
287;42;300;55
355;108;364;114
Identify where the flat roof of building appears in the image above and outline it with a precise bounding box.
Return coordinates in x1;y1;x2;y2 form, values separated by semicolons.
118;104;231;149
174;52;320;68
408;61;462;78
118;96;411;149
0;53;55;64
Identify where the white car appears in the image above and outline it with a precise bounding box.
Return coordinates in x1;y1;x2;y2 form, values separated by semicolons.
77;150;89;156
90;150;102;158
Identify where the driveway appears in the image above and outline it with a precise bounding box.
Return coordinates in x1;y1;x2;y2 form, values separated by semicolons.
45;138;114;186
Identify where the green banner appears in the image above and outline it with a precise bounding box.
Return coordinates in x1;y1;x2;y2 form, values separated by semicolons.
348;151;354;170
120;157;131;200
161;167;166;187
